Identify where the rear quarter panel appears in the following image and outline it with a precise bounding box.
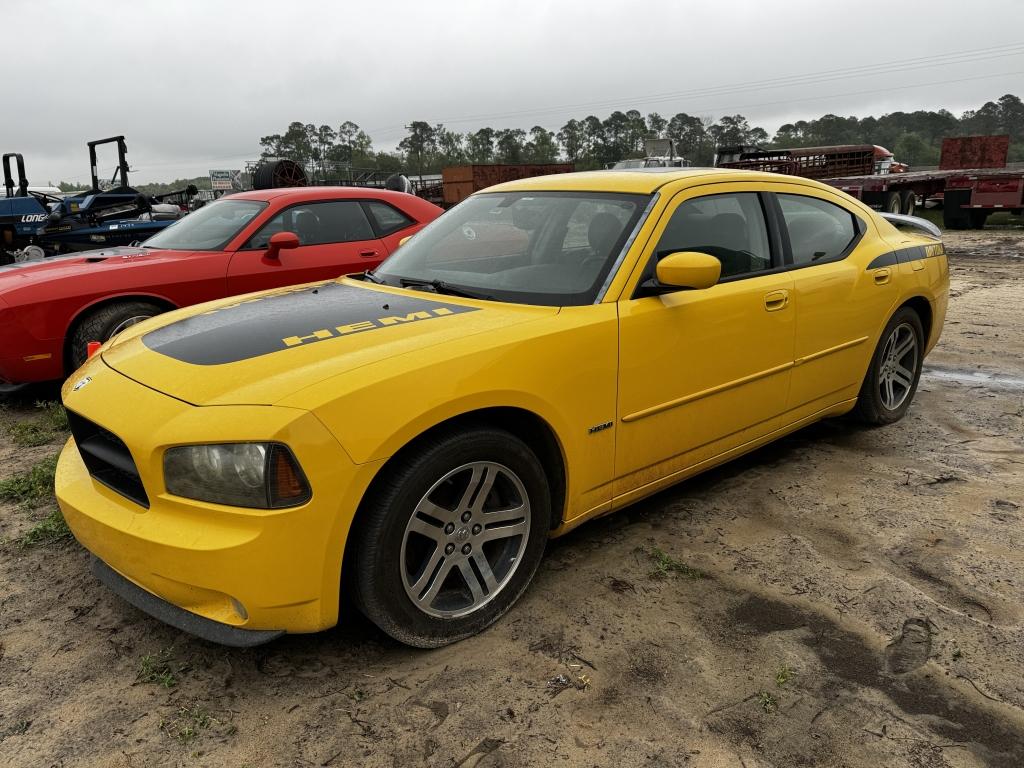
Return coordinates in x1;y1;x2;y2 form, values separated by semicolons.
875;217;949;354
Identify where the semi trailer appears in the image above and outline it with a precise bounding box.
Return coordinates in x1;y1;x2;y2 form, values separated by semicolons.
716;135;1022;228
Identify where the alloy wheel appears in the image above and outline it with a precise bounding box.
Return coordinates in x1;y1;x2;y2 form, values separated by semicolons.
878;322;918;410
400;461;531;619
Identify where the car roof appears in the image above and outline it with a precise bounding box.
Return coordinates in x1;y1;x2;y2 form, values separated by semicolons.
223;186;413;203
484;168;828;195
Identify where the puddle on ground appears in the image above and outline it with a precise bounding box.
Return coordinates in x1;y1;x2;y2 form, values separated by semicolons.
922;367;1024;391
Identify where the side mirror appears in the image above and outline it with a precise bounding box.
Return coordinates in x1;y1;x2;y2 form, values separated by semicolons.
266;231;300;259
653;251;721;292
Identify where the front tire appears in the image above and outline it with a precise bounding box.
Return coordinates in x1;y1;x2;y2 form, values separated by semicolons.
853;307;924;425
68;301;164;371
350;427;551;647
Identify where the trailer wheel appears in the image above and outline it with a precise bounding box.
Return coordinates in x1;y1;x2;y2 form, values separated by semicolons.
900;191;916;216
251;159;308;190
884;192;902;214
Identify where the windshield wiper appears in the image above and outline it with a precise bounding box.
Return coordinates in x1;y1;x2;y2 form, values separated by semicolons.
362;270;385;284
399;278;493;301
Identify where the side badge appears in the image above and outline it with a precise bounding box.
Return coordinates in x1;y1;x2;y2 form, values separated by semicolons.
588;421;613;435
72;376;92;392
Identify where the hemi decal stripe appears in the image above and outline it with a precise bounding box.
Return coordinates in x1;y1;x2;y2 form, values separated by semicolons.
142;282;480;366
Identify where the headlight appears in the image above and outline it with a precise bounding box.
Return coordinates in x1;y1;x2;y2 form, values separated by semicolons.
164;442;311;509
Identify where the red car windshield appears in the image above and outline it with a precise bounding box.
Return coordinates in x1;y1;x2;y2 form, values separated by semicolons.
143;199;267;251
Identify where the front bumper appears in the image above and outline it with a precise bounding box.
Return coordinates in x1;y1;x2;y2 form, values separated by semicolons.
92;556;283;647
56;359;384;639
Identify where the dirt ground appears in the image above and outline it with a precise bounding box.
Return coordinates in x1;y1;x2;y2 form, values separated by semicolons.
2;228;1023;768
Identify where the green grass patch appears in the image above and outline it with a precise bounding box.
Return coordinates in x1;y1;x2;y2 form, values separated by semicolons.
18;507;70;548
7;421;54;447
648;547;705;580
758;690;778;713
1;402;69;447
0;454;59;508
36;400;69;432
160;703;212;745
138;648;184;689
775;664;793;687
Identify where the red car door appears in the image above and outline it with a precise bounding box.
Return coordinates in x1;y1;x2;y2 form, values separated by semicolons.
226;199;389;295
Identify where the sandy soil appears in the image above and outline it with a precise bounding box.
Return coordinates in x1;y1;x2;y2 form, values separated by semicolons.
1;229;1023;768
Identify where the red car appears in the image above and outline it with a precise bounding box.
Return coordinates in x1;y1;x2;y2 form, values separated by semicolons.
0;187;442;389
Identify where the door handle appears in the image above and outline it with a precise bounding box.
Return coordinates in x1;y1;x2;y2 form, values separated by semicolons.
359;249;379;258
873;268;891;285
763;289;789;312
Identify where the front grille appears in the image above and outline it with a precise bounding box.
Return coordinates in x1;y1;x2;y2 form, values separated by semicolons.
67;411;150;508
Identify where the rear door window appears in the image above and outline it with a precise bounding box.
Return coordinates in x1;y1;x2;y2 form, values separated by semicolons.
364;200;414;236
777;194;859;265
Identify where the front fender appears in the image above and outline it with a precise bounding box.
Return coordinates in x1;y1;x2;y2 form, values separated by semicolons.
296;305;620;522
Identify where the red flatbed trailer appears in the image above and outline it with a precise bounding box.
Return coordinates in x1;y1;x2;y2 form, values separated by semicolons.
820;136;1023;229
826;163;1023;229
717;136;1022;229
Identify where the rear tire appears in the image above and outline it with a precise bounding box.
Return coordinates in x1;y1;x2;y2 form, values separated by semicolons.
68;301;164;371
853;307;924;426
350;427;551;647
884;191;902;214
900;190;916;216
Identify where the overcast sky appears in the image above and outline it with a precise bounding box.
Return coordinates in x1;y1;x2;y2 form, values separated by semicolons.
5;0;1022;185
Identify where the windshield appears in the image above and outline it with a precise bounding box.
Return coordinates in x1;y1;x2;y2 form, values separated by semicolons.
142;199;266;251
373;191;650;306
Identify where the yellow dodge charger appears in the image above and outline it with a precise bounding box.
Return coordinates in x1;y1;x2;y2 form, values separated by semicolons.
56;169;948;647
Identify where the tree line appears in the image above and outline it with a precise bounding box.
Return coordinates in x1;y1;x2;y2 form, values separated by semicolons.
260;92;1024;178
49;94;1024;190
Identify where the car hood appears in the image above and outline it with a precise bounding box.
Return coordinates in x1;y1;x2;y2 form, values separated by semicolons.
0;246;190;291
101;278;558;406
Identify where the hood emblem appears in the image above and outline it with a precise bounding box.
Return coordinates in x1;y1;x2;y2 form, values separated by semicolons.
72;376;92;392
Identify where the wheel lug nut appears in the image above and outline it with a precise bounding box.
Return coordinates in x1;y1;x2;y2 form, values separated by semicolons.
472;524;482;535
445;543;455;555
461;512;471;523
461;543;472;554
444;523;455;534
